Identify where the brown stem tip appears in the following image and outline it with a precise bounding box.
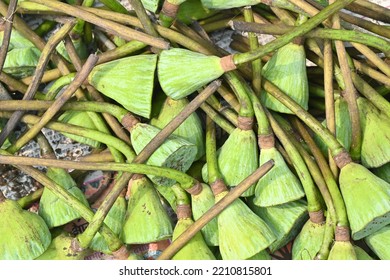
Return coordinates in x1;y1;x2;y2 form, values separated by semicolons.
333;151;352;169
258;134;275;149
121;113;140;132
161;1;180;18
237;116;254;130
335;226;351;242
186;181;203;196
309;209;325;224
210;179;228;195
220;55;237;72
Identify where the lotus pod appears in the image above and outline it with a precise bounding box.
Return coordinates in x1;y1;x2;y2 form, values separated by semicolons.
215;190;276;260
158;48;224;100
89;195;126;254
0;28;41;78
357;97;390;168
292;220;326;260
247;250;272;260
372;163;390;184
88;54;157;118
202;128;258;196
191;183;219;246
177;0;218;24
339;163;390;240
313;98;352;158
328;241;357;260
131;123;197;186
56;37;88;63
57;110;102;148
261;42;309;114
39;167;89;228
249;198;308;252
201;0;259;9
253;147;305;206
151;96;205;160
365;225;390;260
172;216;216;260
141;0;161;12
0;198;51;260
121;176;173;244
354;246;374;260
36;231;89;260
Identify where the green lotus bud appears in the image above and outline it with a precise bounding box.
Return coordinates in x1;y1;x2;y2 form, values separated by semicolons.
365;225;390;260
328;241;357;260
292;219;326;260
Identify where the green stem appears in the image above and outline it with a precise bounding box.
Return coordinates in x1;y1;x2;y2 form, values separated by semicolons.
171;183;191;206
0;112;135;161
0;100;129;121
29;0;169;50
230;21;390;56
44;73;76;100
205;116;222;184
267;112;323;213
232;0;357;65
243;6;262;96
261;78;346;158
0;72;46;100
315;212;334;260
17;188;44;209
291;117;349;228
200;103;235;134
0;155;197;190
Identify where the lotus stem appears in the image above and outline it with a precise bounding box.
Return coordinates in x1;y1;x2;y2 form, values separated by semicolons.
200;103;236;134
352;59;390;88
261;78;346;159
6;54;98;154
171;183;191;207
29;0;169;50
243;6;262;96
291;117;350;230
97;40;147;64
229;21;390;57
0;72;45;100
315;212;334;260
206;116;223;185
267;112;323;214
44;73;76;100
157;160;275;260
323;38;338;178
128;0;161;53
0;19;76;147
0;111;135;161
0;0;18;73
0;156;198;191
33;19;57;37
21;69;64;86
231;0;357;66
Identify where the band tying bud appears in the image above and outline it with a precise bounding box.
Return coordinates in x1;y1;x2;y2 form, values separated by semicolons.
112;245;130;260
176;204;192;219
335;226;351;242
161;1;179;18
210;179;228;195
186;181;203;196
258;134;275;149
309;210;325;224
237;116;254;130
121;113;140;132
220;55;237;72
334;151;352;169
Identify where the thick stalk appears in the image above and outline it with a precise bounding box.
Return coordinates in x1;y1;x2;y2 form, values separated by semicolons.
157;160;275;260
29;0;169;50
261;78;346;159
229;21;390;56
17;188;43;209
0;0;18;73
232;0;357;65
0;156;198;190
267;112;323;214
206;116;222;184
323;39;338;178
243;6;262;96
200;103;235;134
291;117;349;229
0;112;135;161
0;19;76;147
